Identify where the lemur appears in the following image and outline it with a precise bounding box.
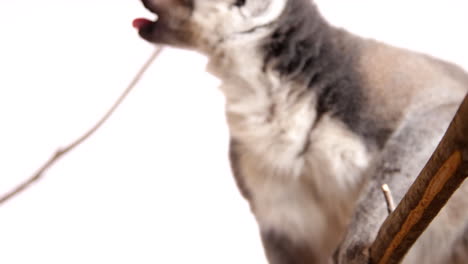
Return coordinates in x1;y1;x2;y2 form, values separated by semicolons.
133;0;468;263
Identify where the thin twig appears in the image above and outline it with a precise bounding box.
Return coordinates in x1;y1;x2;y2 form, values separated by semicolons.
0;47;164;206
381;184;396;214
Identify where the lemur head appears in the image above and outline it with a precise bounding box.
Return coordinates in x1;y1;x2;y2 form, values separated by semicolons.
134;0;291;53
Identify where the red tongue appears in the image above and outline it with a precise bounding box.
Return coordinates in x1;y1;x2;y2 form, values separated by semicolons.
132;18;153;29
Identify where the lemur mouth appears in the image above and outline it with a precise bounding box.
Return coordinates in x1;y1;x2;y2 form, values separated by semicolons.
132;0;167;42
133;0;159;32
133;18;156;31
133;17;159;41
133;0;194;46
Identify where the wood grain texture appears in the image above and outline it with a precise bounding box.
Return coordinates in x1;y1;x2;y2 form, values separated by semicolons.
370;95;468;264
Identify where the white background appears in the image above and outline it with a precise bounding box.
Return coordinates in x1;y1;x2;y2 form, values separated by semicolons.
0;1;467;263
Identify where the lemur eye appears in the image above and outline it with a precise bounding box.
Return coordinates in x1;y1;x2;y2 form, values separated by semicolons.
234;0;246;7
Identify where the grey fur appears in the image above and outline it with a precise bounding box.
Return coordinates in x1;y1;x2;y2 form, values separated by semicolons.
337;103;466;264
261;0;392;149
261;229;321;264
136;0;468;263
229;139;252;200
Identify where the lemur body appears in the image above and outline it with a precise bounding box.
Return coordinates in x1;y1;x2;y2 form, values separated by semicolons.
134;0;468;263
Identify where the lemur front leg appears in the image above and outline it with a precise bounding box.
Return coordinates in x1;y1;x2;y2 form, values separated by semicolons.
336;105;458;264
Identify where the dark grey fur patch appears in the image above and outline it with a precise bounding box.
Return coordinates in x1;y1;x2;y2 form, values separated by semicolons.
261;229;319;264
261;0;392;149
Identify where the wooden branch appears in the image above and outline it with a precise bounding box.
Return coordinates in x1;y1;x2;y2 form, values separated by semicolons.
370;94;468;264
0;47;164;206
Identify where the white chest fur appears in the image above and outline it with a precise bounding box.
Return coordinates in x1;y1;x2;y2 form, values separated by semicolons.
208;45;372;254
233;109;371;254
